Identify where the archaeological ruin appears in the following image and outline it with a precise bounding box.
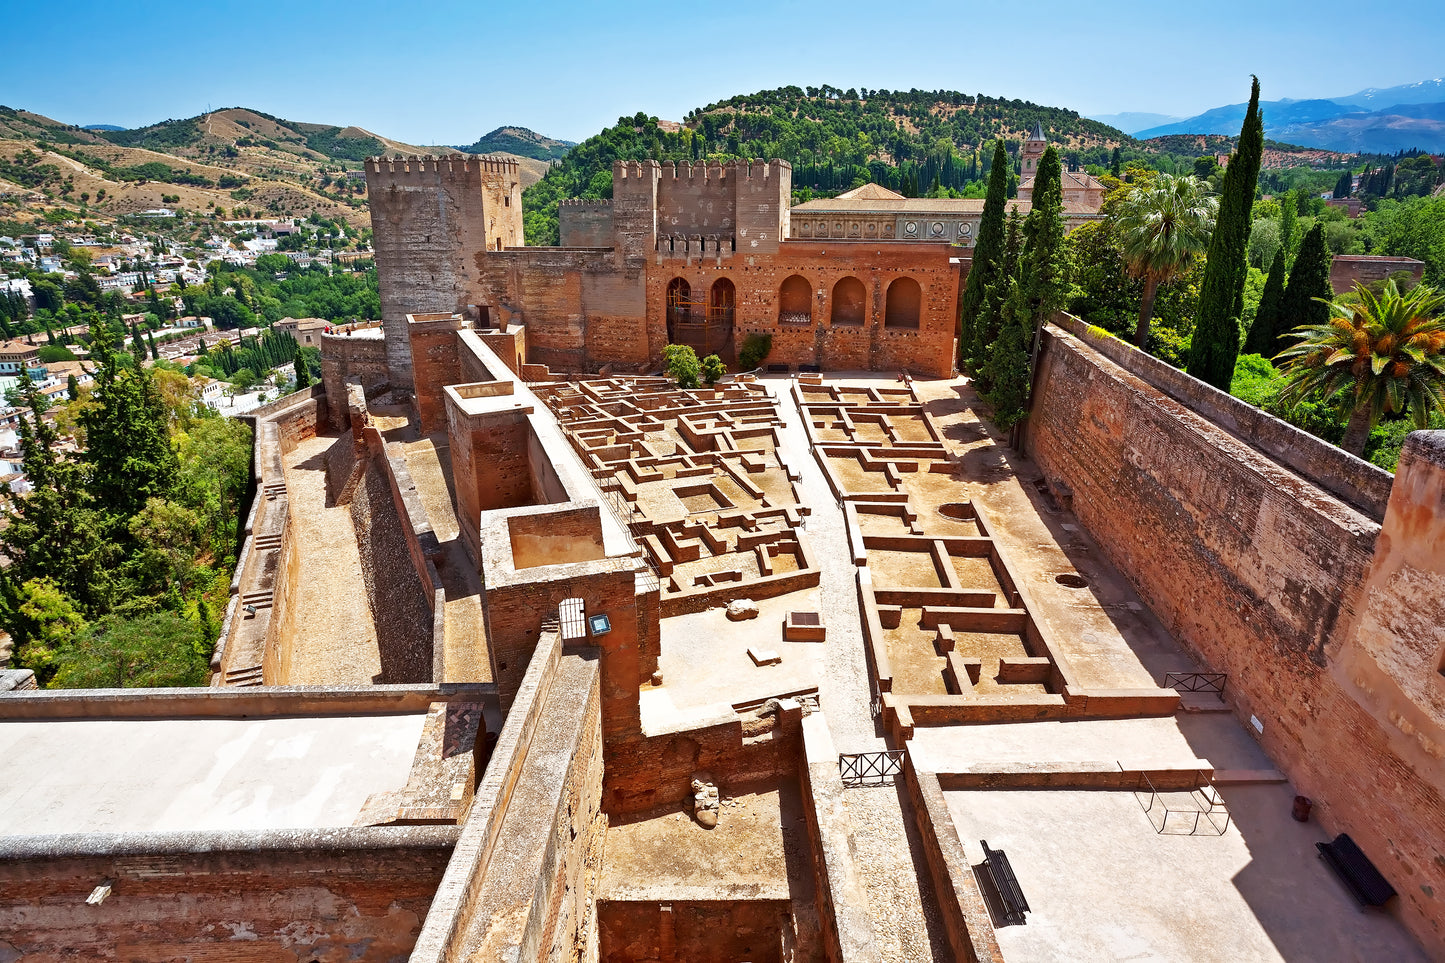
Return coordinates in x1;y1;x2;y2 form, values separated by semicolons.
2;146;1443;963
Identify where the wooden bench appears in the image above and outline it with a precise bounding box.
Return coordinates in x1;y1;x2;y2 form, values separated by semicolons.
981;840;1030;925
1317;833;1396;907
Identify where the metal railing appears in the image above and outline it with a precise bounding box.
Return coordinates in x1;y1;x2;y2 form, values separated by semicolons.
1135;769;1231;836
1164;671;1227;696
839;749;906;786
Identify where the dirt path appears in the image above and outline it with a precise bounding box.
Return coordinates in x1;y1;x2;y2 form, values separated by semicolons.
282;435;383;684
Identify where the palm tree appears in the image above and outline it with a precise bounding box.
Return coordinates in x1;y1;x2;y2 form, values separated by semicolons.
1111;174;1218;347
1275;279;1445;455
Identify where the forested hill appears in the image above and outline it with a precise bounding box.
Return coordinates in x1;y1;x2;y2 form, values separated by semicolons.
521;85;1133;244
455;126;573;161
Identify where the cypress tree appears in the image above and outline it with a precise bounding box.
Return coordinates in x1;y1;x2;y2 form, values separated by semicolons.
1019;146;1068;327
1242;253;1288;356
81;325;178;519
958;140;1011;367
66;373;79;401
981;279;1032;429
293;347;312;390
968;209;1023;378
1270;223;1332;355
1110;147;1123;178
1278;189;1298;266
1333;170;1353;199
1188;76;1264;389
147;332;159;361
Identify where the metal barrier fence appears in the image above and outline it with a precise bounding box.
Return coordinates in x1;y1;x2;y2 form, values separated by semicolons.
839;749;907;786
1135;769;1231;836
1164;671;1227;696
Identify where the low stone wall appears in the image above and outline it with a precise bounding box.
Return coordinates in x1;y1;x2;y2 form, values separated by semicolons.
903;760;1003;963
0;683;485;719
410;630;606;961
0;827;457;961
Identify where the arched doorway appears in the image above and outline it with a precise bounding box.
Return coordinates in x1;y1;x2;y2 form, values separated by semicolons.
830;277;866;326
709;278;735;326
666;277;691;342
779;275;812;325
884;277;922;329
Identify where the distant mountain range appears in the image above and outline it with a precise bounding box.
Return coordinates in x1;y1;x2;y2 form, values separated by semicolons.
1128;78;1445;153
1086;112;1183;135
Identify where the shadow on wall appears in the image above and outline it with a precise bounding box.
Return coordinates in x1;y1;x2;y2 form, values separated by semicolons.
354;457;433;684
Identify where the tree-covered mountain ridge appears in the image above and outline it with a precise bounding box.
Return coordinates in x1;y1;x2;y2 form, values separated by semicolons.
521;84;1144;244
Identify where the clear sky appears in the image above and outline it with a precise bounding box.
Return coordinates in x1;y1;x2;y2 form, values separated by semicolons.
2;0;1440;145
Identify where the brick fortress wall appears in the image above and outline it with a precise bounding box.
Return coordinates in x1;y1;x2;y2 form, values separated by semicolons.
1026;320;1445;954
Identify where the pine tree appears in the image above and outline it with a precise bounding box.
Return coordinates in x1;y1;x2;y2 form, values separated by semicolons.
958;140;1010;366
1242;252;1288;356
81;325;178;520
1188;76;1264;389
1270;223;1332;355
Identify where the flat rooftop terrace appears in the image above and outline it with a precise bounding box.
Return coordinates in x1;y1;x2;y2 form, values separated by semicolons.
946;785;1429;963
0;714;426;834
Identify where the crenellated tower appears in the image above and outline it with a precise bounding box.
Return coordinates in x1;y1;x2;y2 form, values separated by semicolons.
365;153;522;391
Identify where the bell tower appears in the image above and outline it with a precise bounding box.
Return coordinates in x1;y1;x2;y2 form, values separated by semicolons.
1021;121;1047;179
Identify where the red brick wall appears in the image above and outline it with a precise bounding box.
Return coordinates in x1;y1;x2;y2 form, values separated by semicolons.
1027;329;1445;954
0;835;454;961
321;334;389;430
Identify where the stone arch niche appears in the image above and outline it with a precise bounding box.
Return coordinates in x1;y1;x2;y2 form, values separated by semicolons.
884;277;922;330
779;275;812;325
831;277;867;326
666;277;691;342
709;278;735;326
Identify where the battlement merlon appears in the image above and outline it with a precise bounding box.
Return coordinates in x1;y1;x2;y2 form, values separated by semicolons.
559;198;614;208
363;154;520;181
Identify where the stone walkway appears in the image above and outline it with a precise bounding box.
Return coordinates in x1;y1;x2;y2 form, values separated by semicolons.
772;376;948;961
282;435;382;684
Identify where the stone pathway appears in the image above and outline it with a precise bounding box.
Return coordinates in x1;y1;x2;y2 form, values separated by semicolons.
282;434;382;683
772;376;949;960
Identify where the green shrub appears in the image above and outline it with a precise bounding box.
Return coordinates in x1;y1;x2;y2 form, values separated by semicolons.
738;333;772;370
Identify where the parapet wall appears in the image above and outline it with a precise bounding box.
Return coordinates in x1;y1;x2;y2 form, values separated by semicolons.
320;331;389;430
1027;322;1445;954
1047;313;1392;517
559;197;615;248
0;827;458;960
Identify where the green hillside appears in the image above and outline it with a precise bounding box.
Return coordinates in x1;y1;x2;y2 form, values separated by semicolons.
522;85;1136;244
456;126;573;161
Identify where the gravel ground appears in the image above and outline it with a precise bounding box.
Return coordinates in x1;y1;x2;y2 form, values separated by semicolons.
844;784;950;961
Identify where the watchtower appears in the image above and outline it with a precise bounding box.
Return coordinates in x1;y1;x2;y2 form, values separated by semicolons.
365;154;522;391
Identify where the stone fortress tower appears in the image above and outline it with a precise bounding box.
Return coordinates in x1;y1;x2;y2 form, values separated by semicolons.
365;154;523;391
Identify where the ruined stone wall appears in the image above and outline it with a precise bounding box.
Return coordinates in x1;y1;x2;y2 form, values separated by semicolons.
1330;254;1425;294
366;154;511;390
0;829;456;962
603;710;802;815
529;651;606;963
1027;325;1445;954
560;198;616;248
599;901;793;963
321;333;389;430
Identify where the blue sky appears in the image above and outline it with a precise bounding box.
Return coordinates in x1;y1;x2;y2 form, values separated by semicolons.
1;0;1440;144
